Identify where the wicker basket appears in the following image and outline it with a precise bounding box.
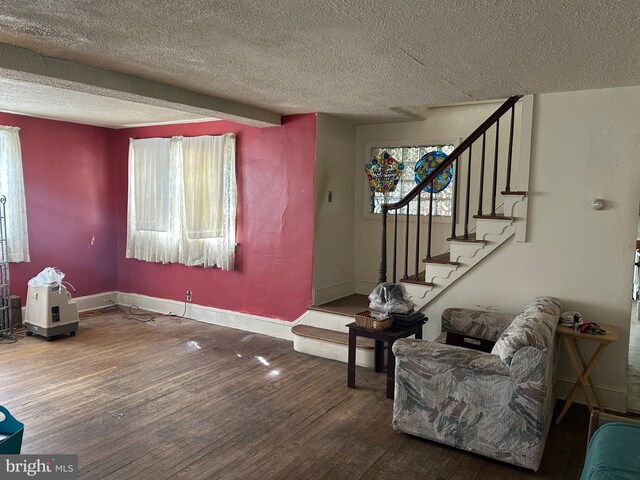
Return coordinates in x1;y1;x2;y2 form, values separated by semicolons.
354;310;393;331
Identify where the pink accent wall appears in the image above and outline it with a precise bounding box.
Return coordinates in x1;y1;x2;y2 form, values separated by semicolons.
1;113;117;301
115;114;316;321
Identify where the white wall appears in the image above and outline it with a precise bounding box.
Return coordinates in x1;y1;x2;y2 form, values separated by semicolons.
312;88;640;411
312;114;357;304
420;86;640;412
354;101;522;293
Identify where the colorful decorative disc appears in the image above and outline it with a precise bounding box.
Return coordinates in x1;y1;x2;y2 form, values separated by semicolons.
414;151;453;193
364;151;404;194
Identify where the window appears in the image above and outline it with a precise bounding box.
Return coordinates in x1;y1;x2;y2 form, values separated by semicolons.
369;144;455;216
126;133;237;270
0;126;29;263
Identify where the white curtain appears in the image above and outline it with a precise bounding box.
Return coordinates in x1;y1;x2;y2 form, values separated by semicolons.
178;134;236;269
126;137;180;263
126;133;237;270
0;126;29;263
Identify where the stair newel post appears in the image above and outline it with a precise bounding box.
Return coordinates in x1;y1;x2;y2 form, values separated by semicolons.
379;205;388;284
491;119;500;215
505;104;515;193
478;132;486;216
414;193;421;279
392;210;398;283
464;144;472;239
403;204;409;279
427;180;434;260
450;158;459;240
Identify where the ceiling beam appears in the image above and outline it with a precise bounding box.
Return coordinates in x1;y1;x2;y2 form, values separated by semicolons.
0;42;281;127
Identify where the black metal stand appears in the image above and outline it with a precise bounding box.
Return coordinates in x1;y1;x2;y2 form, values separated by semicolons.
0;196;12;338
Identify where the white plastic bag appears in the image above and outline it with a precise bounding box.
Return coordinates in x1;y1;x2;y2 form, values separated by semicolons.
368;282;414;315
28;267;65;287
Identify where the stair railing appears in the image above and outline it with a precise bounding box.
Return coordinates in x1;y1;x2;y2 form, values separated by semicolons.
378;95;523;284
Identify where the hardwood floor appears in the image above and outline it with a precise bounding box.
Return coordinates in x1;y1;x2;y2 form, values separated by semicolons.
0;310;587;479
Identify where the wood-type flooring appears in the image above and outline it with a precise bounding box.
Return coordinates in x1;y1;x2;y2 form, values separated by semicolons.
0;309;588;479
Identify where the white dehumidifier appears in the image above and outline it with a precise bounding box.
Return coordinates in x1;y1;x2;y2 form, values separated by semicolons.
24;284;79;339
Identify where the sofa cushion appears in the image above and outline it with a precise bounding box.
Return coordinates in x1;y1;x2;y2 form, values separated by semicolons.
491;296;562;366
442;308;516;342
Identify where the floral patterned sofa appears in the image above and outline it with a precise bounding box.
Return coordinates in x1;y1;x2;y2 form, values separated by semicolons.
392;296;563;471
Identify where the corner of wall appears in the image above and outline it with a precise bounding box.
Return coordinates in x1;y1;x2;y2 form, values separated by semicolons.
312;114;357;304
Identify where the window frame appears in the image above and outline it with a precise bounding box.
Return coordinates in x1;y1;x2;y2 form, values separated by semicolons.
362;137;461;224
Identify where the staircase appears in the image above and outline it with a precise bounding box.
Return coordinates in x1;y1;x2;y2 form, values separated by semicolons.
292;294;376;367
294;96;529;366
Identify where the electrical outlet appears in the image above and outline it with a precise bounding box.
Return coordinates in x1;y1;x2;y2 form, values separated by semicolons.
186;290;192;302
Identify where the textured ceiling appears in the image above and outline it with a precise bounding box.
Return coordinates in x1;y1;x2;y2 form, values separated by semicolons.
0;77;216;128
0;0;639;126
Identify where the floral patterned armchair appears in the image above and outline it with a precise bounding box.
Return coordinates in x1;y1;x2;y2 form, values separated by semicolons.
392;296;563;471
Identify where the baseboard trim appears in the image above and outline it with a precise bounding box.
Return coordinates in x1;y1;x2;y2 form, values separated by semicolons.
556;377;627;413
75;291;119;312
312;281;354;306
354;280;377;295
20;291;118;317
117;292;294;341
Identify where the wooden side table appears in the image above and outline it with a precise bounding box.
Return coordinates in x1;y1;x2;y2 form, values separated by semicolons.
555;323;619;424
346;320;425;399
10;295;22;329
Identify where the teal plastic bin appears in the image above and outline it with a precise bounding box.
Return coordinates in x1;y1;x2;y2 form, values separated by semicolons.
0;405;24;454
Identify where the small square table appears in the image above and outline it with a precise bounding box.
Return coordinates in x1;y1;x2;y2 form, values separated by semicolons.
555;322;619;424
346;320;426;399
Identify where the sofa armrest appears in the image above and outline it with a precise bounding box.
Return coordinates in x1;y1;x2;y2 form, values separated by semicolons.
442;308;516;342
393;338;510;377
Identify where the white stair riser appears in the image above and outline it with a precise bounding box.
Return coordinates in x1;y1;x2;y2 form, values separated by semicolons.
298;310;354;333
504;194;526;217
293;334;376;368
449;242;485;263
402;283;433;299
476;218;514;239
425;263;458;283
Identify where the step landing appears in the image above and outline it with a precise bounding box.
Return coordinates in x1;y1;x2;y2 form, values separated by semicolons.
293;294;378;367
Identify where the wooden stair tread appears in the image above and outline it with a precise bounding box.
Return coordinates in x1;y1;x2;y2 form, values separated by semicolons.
447;233;486;244
400;272;435;286
422;252;459;266
501;190;527;196
473;214;513;220
291;325;375;349
307;294;370;317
